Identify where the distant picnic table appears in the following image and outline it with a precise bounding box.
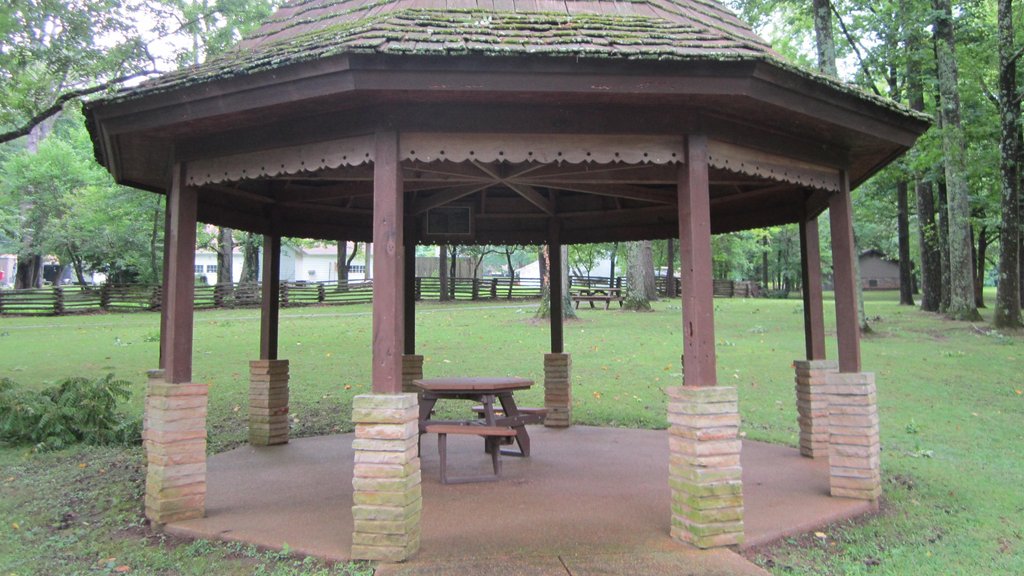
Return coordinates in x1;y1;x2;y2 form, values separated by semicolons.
571;287;625;310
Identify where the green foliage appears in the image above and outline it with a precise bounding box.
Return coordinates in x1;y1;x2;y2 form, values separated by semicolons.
0;374;140;450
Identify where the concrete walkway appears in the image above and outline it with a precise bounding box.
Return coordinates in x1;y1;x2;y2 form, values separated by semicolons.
167;426;873;575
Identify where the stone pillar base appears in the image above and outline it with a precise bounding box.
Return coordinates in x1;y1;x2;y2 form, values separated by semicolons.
351;394;422;562
825;372;881;501
543;353;572;428
794;359;838;459
250;359;289;446
401;355;424;394
668;386;744;548
143;370;208;524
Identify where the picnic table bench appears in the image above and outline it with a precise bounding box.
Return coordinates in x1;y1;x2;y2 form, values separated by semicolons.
571;287;625;310
414;377;534;484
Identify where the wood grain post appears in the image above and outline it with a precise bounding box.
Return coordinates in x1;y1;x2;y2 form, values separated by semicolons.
677;135;716;386
799;217;827;361
828;172;861;373
549;218;564;355
371;131;404;394
163;163;197;384
261;234;281;361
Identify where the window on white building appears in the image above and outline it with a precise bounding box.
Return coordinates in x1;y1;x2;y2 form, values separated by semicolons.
194;265;203;274
206;264;217;273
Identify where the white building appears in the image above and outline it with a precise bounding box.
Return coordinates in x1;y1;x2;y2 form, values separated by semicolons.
193;243;369;285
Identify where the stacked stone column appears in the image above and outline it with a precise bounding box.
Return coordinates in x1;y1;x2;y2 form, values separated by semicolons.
825;372;881;502
794;359;838;459
668;386;744;548
143;369;208;524
350;394;422;562
543;353;571;428
401;354;424;394
249;359;289;446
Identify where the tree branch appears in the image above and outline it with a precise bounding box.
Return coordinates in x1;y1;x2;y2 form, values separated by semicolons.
0;70;160;145
830;3;882;97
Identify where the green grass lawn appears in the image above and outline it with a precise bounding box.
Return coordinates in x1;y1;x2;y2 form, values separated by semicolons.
1;292;1022;575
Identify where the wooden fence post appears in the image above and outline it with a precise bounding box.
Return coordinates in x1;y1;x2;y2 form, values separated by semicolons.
280;283;289;307
54;286;64;316
317;283;326;303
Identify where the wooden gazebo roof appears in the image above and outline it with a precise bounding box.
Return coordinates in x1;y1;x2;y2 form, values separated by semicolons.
85;0;930;245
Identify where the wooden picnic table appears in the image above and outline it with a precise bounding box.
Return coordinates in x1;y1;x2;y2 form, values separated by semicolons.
571;287;625;310
414;377;534;457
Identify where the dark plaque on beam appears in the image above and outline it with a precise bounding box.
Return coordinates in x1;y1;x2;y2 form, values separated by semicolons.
425;205;473;238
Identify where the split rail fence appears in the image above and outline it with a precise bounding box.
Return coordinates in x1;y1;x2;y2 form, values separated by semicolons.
0;277;757;316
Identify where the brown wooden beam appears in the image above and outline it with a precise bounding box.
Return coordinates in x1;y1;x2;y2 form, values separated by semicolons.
371;131;404;394
549;217;564;354
163;164;197;383
261;234;281;360
678;135;717;386
158;195;171;370
799;218;827;361
828;172;861;373
403;219;416;355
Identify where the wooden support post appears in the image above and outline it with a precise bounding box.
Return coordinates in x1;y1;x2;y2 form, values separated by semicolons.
549;219;564;354
829;172;861;373
261;235;281;361
158;197;172;369
799;217;827;360
677;135;716;386
371;131;404;394
404;223;416;355
163;163;197;384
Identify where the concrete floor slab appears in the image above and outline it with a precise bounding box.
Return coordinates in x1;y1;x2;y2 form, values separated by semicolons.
166;426;872;574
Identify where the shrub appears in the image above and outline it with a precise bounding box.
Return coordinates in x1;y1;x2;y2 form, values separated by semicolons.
0;374;141;451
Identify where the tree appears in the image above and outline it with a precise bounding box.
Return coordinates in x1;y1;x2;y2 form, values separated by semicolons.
535;244;577;319
993;0;1022;328
238;232;260;283
0;108;164;286
622;240;657;311
932;0;981;321
1;0;279;144
216;227;233;284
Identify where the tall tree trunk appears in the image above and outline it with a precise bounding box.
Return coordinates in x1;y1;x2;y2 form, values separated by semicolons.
937;179;952;312
337;240;348;284
239;232;261;283
666;238;677;297
14;120;54;289
623;240;656;311
897;181;915;305
975;226;988;308
149;198;162;284
994;0;1022;327
932;0;981;320
535;245;577;319
505;248;515;299
812;0;838;77
216;227;233;285
907;30;942;312
439;244;449;301
607;242;618;288
448;245;458;299
761;236;770;290
15;255;43;289
538;247;548;291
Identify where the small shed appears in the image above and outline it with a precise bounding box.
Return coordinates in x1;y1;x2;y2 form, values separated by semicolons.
84;0;929;561
859;249;901;290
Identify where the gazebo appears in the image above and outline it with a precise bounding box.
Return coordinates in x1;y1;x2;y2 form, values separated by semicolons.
85;0;929;562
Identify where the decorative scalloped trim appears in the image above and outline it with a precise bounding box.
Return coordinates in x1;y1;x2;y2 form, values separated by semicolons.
707;140;840;192
187;132;686;185
186;134;376;186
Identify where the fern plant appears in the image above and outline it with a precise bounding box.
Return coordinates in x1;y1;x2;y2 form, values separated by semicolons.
0;374;140;451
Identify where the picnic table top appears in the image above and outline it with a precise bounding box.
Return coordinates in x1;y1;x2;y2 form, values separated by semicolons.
413;377;533;393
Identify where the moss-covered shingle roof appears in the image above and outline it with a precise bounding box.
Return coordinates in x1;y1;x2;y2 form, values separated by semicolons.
113;0;782;101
